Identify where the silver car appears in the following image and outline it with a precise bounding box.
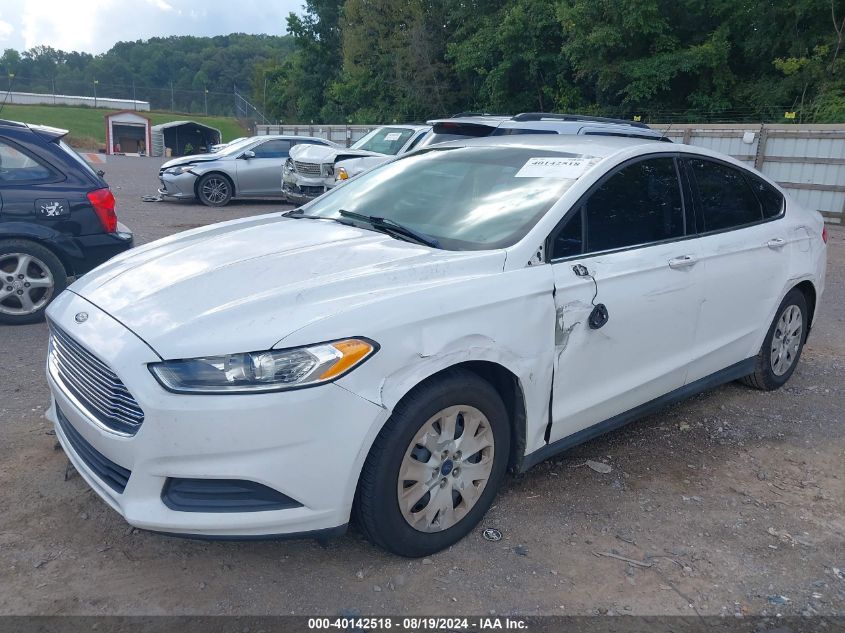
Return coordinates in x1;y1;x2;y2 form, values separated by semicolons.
159;135;338;207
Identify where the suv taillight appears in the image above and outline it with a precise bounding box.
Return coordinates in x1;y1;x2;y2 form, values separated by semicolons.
87;188;117;233
822;225;828;244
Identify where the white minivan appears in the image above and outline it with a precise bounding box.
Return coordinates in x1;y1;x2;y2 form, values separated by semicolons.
45;136;827;556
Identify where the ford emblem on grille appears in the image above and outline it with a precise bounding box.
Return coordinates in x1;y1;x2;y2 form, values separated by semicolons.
74;312;88;323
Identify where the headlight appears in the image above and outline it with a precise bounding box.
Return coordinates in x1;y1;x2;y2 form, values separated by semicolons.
165;165;194;175
322;163;334;177
149;338;377;394
284;158;295;173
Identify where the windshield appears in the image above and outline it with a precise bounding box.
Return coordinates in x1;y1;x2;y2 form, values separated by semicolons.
216;137;257;156
351;127;415;155
303;146;595;250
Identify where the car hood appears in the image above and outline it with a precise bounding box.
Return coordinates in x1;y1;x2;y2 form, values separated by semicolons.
68;214;505;359
160;154;225;170
338;155;392;177
289;143;382;164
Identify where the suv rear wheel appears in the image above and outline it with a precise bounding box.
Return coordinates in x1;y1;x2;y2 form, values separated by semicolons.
0;239;67;324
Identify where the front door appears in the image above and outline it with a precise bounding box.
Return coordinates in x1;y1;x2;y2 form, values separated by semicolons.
236;139;292;195
547;156;703;443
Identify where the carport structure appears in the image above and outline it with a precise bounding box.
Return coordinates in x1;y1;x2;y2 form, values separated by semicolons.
104;110;152;155
151;121;222;157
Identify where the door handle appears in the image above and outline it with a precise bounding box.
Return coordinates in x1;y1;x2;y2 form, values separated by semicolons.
766;237;787;249
668;255;697;269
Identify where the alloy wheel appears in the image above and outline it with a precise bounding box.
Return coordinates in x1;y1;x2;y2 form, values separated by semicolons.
770;304;803;376
0;253;55;316
201;177;229;204
397;405;495;533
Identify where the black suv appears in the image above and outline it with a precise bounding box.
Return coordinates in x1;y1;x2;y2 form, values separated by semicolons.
0;119;133;324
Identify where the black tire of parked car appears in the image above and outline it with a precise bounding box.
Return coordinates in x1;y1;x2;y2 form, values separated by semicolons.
196;173;234;208
740;288;808;391
0;239;67;325
354;369;511;557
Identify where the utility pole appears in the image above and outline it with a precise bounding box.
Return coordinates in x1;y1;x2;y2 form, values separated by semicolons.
204;87;208;115
170;80;175;112
132;79;136;110
263;74;268;114
93;79;98;108
51;77;55;103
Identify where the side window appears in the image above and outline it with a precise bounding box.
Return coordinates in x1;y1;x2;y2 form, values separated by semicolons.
252;139;292;158
583;157;684;253
688;159;763;231
0;140;53;183
746;174;784;219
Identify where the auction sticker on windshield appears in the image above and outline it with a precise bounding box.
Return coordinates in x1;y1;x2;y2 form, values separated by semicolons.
384;132;403;141
515;156;597;179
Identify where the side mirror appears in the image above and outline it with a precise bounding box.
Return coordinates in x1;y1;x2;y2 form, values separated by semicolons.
96;169;105;177
240;150;256;159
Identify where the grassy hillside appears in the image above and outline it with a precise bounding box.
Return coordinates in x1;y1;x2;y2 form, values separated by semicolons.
0;104;248;150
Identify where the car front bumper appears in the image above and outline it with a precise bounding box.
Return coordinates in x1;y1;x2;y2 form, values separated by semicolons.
158;171;198;200
44;291;387;539
282;172;334;205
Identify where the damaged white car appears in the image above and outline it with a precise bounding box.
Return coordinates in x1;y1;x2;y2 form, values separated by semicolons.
282;124;429;204
46;136;826;557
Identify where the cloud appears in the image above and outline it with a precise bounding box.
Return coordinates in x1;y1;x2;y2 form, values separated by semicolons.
0;16;13;42
0;0;301;54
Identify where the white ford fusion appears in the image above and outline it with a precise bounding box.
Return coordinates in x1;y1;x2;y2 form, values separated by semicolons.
45;136;827;556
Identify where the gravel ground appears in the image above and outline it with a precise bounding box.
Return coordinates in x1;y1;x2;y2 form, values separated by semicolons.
0;156;843;616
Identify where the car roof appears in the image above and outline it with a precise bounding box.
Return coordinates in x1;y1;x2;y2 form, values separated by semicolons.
375;124;431;132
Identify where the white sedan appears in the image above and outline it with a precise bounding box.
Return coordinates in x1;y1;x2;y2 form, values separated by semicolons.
44;136;827;556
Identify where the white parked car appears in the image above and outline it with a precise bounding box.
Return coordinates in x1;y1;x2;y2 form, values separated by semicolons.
282;124;430;205
45;136;827;557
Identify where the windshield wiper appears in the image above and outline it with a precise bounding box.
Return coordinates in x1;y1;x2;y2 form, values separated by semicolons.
339;210;440;248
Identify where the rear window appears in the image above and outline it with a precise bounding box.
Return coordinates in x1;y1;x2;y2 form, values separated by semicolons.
59;140;101;182
688;159;763;232
746;175;784;219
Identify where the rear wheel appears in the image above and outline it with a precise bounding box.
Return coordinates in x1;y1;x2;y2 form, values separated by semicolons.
0;239;67;324
197;173;233;207
740;288;808;390
354;370;510;557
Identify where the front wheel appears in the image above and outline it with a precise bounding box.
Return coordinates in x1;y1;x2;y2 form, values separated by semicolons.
0;239;67;324
354;370;510;557
196;173;233;207
740;288;808;390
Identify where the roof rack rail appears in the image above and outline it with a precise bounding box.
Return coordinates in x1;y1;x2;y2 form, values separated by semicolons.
0;119;27;128
450;112;508;118
512;112;650;129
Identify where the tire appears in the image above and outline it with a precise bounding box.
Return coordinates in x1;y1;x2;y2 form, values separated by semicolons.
0;239;67;325
196;173;233;207
740;288;808;391
354;369;510;557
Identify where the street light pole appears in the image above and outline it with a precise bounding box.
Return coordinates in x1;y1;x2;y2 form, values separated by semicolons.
93;79;98;108
204;87;208;115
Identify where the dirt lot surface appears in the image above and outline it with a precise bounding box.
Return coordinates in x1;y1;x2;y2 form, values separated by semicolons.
0;156;843;616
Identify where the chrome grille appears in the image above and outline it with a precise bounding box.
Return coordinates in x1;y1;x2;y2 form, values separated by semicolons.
293;161;322;176
48;323;145;436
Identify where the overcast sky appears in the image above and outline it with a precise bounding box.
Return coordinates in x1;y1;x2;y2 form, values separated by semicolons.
0;0;302;54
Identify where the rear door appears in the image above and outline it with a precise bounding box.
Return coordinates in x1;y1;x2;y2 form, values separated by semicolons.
681;157;790;383
547;155;703;442
236;139;293;195
0;136;67;224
